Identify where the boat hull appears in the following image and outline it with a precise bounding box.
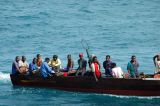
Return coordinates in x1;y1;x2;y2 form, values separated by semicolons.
10;74;160;96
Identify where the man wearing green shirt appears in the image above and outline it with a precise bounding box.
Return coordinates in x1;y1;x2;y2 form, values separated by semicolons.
127;55;139;78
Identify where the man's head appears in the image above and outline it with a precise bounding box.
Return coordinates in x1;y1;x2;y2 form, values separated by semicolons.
33;58;37;64
79;53;83;59
131;55;136;61
22;56;26;62
67;54;72;60
15;56;20;62
45;57;50;63
37;54;41;59
93;56;97;62
53;55;58;61
89;54;95;60
111;63;116;68
106;55;111;61
157;55;160;60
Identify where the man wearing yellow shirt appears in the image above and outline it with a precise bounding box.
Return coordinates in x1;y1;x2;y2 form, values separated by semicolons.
49;55;61;72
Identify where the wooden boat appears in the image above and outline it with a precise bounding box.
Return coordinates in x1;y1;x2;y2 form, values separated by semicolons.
10;74;160;96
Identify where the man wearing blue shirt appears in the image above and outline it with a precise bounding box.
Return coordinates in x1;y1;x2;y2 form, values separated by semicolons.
29;58;38;75
40;58;55;78
103;55;113;76
12;56;21;75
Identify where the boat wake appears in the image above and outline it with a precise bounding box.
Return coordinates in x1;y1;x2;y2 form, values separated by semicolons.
0;72;11;83
98;94;160;99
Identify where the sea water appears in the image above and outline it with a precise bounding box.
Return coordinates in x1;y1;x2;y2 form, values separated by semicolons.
0;0;160;105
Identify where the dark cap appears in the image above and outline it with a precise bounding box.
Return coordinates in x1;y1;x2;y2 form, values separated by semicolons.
37;54;41;58
131;55;136;59
111;62;116;68
106;55;110;58
53;55;58;58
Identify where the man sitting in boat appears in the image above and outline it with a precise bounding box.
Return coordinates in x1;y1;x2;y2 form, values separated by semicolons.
88;54;101;69
49;55;61;72
60;54;74;72
103;55;113;77
29;58;38;75
66;54;74;72
40;57;55;78
12;56;21;75
88;54;94;69
65;54;76;76
76;53;87;76
36;54;42;69
127;55;139;78
111;63;124;78
18;56;29;74
153;54;160;74
91;56;101;81
57;54;75;77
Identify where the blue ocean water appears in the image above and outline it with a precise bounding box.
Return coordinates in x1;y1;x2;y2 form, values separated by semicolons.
0;0;160;105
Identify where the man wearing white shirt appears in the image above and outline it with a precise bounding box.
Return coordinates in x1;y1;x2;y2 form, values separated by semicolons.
111;63;124;78
153;54;160;74
18;56;29;74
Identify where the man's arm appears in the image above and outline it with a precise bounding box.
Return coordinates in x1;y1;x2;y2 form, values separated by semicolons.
86;49;90;59
153;55;158;66
103;61;106;70
45;63;55;74
14;62;21;73
127;62;130;74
